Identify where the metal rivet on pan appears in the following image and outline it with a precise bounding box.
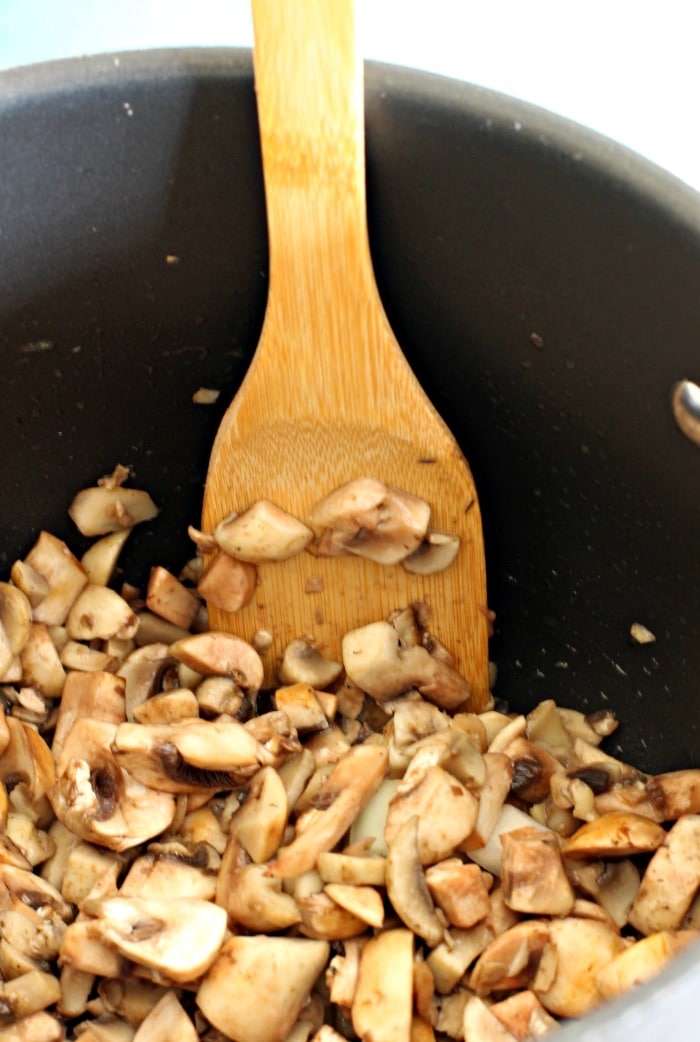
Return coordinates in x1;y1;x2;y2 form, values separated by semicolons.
671;379;700;446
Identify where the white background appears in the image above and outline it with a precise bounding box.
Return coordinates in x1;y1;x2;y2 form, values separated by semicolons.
0;0;697;192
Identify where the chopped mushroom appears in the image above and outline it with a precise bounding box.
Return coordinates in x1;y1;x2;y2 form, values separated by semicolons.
214;499;313;562
196;550;258;613
68;482;158;537
532;917;626;1018
385;815;444;946
309;478;430;565
351;928;414;1042
500;827;575;916
628;814;700;934
402;530;460;575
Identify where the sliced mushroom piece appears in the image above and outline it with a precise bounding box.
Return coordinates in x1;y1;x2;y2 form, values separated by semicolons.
68;484;158;536
424;859;491;929
116;643;175;721
460;752;513;854
470;920;551;995
223;860;301;932
317;851;386;887
342;621;471;711
533;917;626;1018
22;530;89;626
489;989;559;1041
170;631;264;695
463;996;519;1042
59;918;126;979
326;937;365;1007
118;847;217;903
596;929;699;1001
629;813;700;934
52;669;126;760
57;964;95;1019
500;827;575;916
385;764;478;866
402;530;460;575
0;583;32;663
196;549;258;613
97;977;168;1029
351;928;414;1042
349;777;401;856
145;566;200;630
66;584;139;642
111;718;276;794
275;683;329;734
646;769;700;820
269;742;389;878
9;560;50;610
51;718;176;851
228;765;288;862
197;936;330;1042
504;737;563;805
430;988;471;1038
215;500;314;562
80;527;131;586
425;921;494;995
0;716;56;826
131;991;198;1042
385;815;443;946
131;687;199;725
0;969;62;1021
134;612;190;647
279;638;344;689
0;1011;65;1042
297;890;367;940
566;858;641;929
526;698;574;752
60;842;123;906
310;478;430;565
59;639;119;674
323;884;384;929
88;895;227;984
562;810;667;859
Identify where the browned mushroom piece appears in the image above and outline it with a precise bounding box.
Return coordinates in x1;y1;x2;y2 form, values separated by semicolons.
309;478;431;565
532;917;626;1018
169;630;264;695
424;858;491;929
69;481;158;537
22;530;89;626
131;991;198;1042
214;499;314;562
115;643;175;722
646;769;700;820
596;929;699;1001
500;827;575;916
351;928;414;1042
66;584;139;643
145;565;200;630
562;810;667;859
0;716;55;826
503;737;563;805
566;858;641;929
0;583;32;679
385;815;444;947
197;549;258;614
463;996;520;1042
402;530;460;576
628;814;700;934
489;989;559;1041
470;920;551;995
279;638;344;689
197;935;330;1042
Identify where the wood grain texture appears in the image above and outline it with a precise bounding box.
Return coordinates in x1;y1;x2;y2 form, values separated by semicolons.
202;0;490;707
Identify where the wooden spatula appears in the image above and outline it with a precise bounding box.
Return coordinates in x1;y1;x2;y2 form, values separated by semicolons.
202;0;490;708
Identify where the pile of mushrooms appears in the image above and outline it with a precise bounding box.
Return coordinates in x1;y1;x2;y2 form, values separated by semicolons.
0;467;698;1042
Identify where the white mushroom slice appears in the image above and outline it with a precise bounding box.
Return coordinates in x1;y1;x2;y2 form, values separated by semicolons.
132;991;198;1042
526;698;574;750
0;717;55;825
269;743;389;878
470;920;551;995
68;485;158;536
4;813;54;868
424;859;491;929
23;530;89;626
385;815;444;946
460;752;513;853
145;566;200;629
279;639;343;689
51;718;176;851
170;631;264;694
297;891;367;940
275;683;329;733
467;804;551;877
646;769;700;819
402;530;460;575
566;858;641;929
342;621;470;710
326;937;365;1007
59;640;118;674
489;989;559;1041
215;500;313;562
348;778;400;856
97;977;168;1026
0;583;32;662
500;826;575;916
197;550;258;613
463;996;519;1042
223;862;301;932
134;612;190;647
324;884;384;929
60;842;122;906
197;936;330;1042
562;811;667;859
385;766;478;866
9;561;50;610
89;895;227;984
430;989;471;1037
229;765;288;863
596;929;699;1001
351;928;413;1042
19;623;66;696
0;1011;65;1042
52;669;126;761
629;813;700;934
116;643;174;721
533;917;626;1018
57;965;94;1019
60;919;126;979
118;848;217;902
132;687;199;725
81;529;131;586
66;585;139;642
504;737;563;804
317;851;386;887
310;478;430;565
0;969;63;1020
111;718;275;793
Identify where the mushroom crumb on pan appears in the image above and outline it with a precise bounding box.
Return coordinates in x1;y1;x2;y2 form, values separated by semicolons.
0;469;698;1042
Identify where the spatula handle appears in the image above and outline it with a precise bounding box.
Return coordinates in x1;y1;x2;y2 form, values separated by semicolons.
251;0;377;346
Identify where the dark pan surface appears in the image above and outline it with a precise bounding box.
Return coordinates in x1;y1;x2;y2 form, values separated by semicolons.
0;50;699;1037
